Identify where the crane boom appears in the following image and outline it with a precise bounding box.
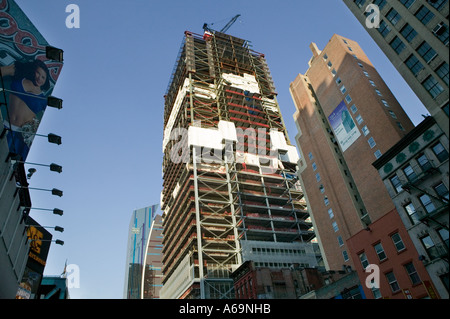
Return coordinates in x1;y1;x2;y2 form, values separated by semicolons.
220;14;241;33
203;14;241;34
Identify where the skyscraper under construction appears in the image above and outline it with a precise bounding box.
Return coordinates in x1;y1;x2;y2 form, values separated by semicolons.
160;29;316;299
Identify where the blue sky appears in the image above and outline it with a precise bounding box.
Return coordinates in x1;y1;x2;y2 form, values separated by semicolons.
13;0;428;299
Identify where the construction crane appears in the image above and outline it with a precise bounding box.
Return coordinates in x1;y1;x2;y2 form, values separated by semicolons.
203;14;241;34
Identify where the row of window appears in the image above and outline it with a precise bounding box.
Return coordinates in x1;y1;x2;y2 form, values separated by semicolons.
371;0;448;100
251;247;307;256
358;232;422;298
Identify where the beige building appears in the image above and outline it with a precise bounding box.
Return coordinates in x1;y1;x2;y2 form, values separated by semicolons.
343;0;449;138
290;34;414;270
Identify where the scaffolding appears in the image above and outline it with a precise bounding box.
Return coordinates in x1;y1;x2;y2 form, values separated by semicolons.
160;31;313;299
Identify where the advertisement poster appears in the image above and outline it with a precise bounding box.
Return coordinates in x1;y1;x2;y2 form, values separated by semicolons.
328;100;361;152
0;0;63;161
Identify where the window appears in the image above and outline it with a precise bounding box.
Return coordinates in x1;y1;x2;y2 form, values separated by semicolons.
340;85;347;94
374;150;382;159
359;252;369;269
343;250;349;262
390;175;403;193
434;182;449;200
421;235;438;260
375;89;382;96
331;69;337;77
419;194;436;213
338;236;344;247
373;0;387;10
368;137;376;149
362;125;370;136
356;114;363;125
374;242;387;261
390;36;406;54
312;162;317;171
363;71;370;77
354;0;366;8
327;61;333;69
427;0;448;11
332;221;339;232
404;262;421;285
323;54;328;61
422;75;444;98
382;99;390;108
394;122;404;131
415;5;435;25
400;0;415;8
324;196;329;206
400;24;417;43
345;94;352;104
389;110;397;119
405;55;424;76
369;80;376;87
417;153;432;171
386;272;400;292
403;164;417;181
386;8;401;25
336;77;342;85
391;233;406;252
319;184;325;193
328;208;334;219
432;142;449;162
350;104;358;114
315;173;321;182
438;228;449;248
308;152;313;160
436;63;449;86
433;22;449;45
417;42;437;63
404;202;420;225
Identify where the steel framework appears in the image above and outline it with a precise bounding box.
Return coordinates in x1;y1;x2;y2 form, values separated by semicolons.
160;31;313;299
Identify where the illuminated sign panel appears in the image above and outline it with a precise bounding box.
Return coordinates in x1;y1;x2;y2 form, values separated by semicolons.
0;0;63;161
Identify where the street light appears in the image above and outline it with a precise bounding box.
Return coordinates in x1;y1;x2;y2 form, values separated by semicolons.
28;239;64;246
26;225;64;233
46;46;64;62
18;186;63;197
26;207;64;216
47;96;63;109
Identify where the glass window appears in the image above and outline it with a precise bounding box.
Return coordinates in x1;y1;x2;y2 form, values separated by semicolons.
417;153;432;171
343;250;349;261
391;233;406;252
419;194;436;213
434;182;449;200
404;262;421;285
362;125;370;136
390;175;403;193
427;0;448;11
390;36;406;54
336;77;342;85
316;173;321;182
403;164;417;181
433;22;449;45
422;75;444;98
350;104;358;114
435;63;449;86
340;85;347;94
382;99;389;107
354;0;367;8
404;202;420;225
389;110;397;119
421;235;438;259
386;8;401;25
432;142;449;162
324;196;329;206
374;242;387;261
400;0;415;8
356;114;363;125
368;137;376;149
438;228;449;248
417;42;437;63
328;208;334;219
374;150;382;159
415;5;435;25
338;236;344;247
312;162;317;171
405;55;424;76
386;272;400;292
332;221;339;232
373;0;387;10
401;24;417;42
345;95;352;104
359;252;369;269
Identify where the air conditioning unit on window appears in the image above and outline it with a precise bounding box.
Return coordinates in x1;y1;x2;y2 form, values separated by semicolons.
433;22;446;36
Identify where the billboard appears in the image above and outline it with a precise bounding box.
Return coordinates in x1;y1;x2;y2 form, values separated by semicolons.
0;0;63;161
328;100;361;152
